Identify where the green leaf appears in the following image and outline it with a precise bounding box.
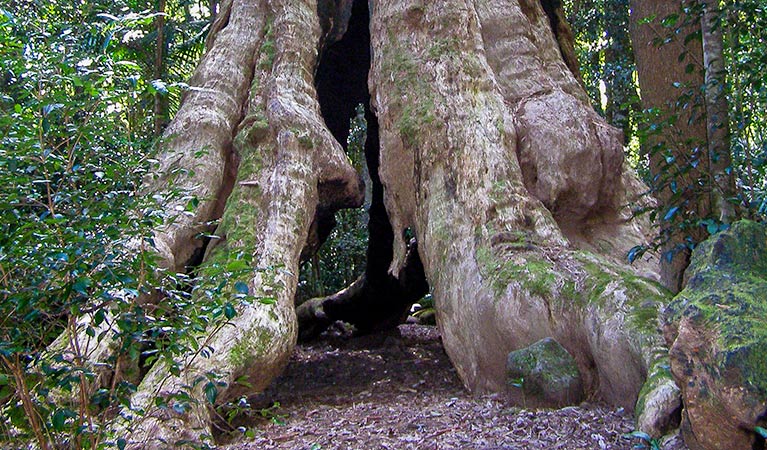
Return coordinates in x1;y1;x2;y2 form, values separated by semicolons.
628;245;646;264
226;260;249;272
42;103;64;116
94;308;106;326
663;206;679;221
51;408;76;431
755;426;767;438
204;381;217;404
705;221;719;235
73;278;92;295
172;402;187;414
638;14;657;25
235;375;253;389
185;196;199;211
224;303;236;320
259;297;276;305
117;438;127;450
661;13;679;28
234;281;249;295
150;79;168;94
1;8;14;23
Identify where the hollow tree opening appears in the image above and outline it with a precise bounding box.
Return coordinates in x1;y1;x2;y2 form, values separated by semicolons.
298;0;429;338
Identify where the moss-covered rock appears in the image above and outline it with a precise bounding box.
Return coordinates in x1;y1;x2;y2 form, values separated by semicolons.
506;337;584;407
663;220;767;450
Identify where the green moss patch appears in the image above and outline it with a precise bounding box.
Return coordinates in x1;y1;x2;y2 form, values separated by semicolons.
667;220;767;395
229;326;274;368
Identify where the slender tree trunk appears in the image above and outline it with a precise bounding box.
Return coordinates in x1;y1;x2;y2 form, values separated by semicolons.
629;0;711;293
700;0;737;222
153;0;169;136
603;0;636;144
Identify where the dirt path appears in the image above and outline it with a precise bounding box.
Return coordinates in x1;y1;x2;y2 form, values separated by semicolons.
222;325;686;449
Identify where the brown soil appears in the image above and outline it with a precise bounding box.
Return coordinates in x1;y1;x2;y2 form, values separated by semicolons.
221;324;686;450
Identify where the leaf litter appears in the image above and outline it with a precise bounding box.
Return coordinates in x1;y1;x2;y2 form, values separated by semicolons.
222;324;687;450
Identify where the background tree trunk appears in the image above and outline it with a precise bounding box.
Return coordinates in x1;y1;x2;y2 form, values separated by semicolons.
700;0;737;222
629;0;711;293
603;0;636;144
153;0;169;136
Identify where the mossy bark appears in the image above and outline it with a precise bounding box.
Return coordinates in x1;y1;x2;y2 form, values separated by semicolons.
663;220;767;450
370;0;675;422
120;0;361;447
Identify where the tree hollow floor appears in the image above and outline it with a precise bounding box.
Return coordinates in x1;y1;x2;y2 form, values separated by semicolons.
223;324;687;450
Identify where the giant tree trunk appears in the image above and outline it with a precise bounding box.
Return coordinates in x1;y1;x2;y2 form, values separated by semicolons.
56;0;685;447
370;0;675;432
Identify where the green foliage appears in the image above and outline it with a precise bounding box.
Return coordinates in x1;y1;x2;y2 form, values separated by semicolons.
0;1;232;448
566;0;638;143
568;0;767;267
630;2;767;265
297;106;368;301
0;3;153;446
624;430;661;450
726;0;767;215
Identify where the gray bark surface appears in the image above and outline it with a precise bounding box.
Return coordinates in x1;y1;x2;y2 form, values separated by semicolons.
370;0;671;417
121;0;361;447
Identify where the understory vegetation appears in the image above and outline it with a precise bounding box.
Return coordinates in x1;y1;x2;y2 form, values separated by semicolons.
567;0;767;263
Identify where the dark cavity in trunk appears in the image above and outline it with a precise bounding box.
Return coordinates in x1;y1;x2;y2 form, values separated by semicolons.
298;0;429;339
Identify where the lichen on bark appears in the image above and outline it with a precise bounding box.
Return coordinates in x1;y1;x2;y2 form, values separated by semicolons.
369;0;677;431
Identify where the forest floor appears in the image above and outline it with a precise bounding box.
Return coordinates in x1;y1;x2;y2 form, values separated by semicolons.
221;324;687;450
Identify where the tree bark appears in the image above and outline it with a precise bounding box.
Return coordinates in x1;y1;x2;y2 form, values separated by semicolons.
699;0;737;222
121;0;362;446
629;0;711;293
366;1;678;437
539;0;582;84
